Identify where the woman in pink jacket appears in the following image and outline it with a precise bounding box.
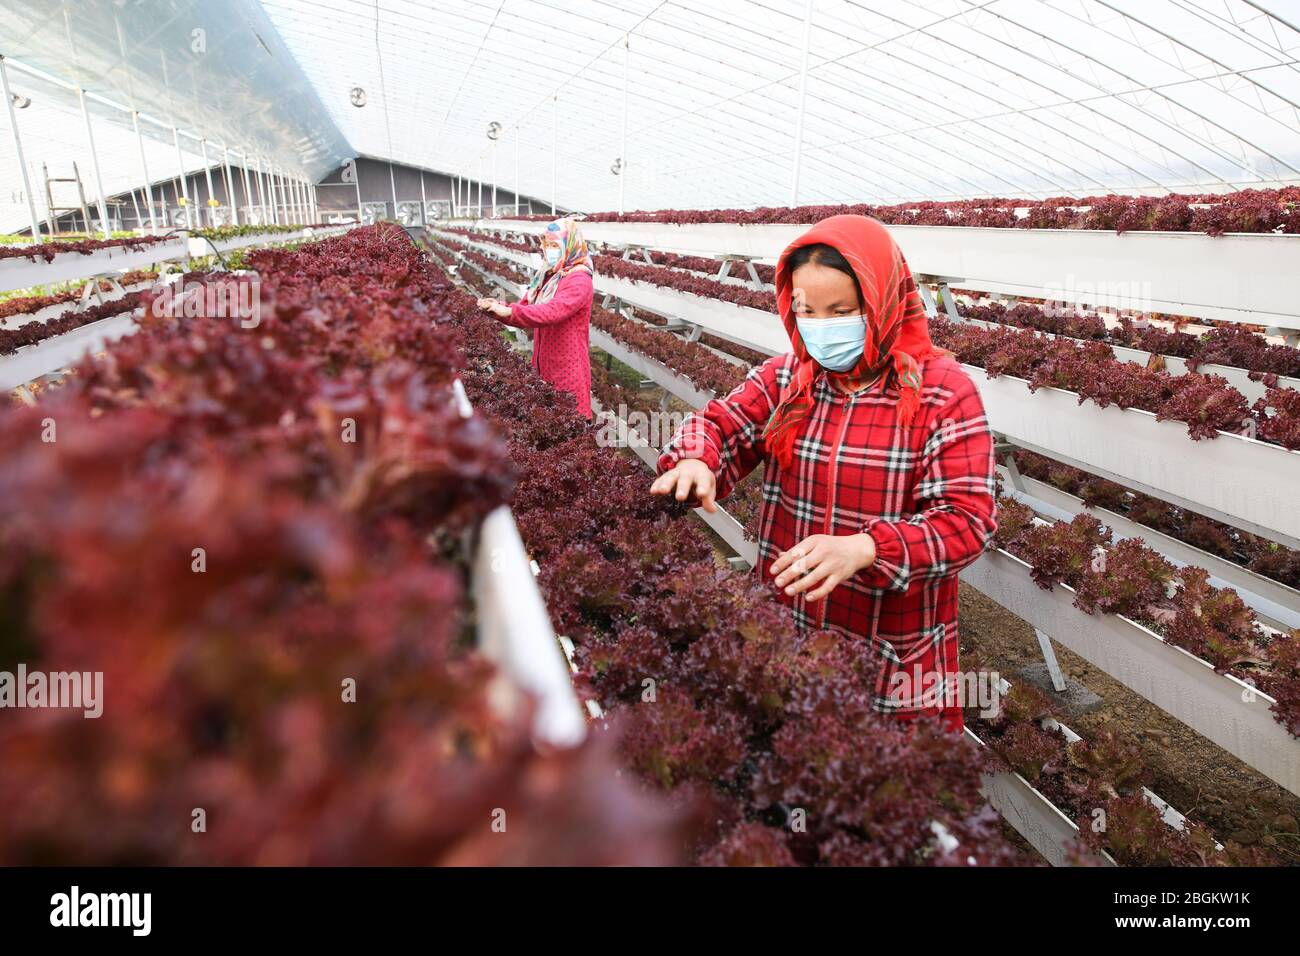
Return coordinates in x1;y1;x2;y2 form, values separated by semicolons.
476;217;595;420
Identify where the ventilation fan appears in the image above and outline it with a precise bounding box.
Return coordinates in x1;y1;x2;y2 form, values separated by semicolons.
396;201;423;226
170;206;198;229
425;200;451;222
360;202;389;225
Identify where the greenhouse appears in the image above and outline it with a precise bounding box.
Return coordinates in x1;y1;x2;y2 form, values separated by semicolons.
0;0;1298;892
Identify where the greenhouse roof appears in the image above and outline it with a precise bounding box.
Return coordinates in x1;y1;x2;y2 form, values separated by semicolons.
2;0;1299;230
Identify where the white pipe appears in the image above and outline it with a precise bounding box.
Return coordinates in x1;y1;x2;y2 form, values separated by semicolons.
790;0;815;207
619;33;630;216
131;112;160;231
238;149;253;225
221;141;239;226
0;55;43;241
172;127;190;218
264;158;275;224
551;95;558;215
351;158;362;221
77;86;113;238
200;138;217;226
253;154;267;223
219;141;237;226
273;165;285;224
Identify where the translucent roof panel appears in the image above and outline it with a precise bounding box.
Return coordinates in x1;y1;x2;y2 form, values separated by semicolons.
262;0;1300;212
0;0;353;232
0;67;217;234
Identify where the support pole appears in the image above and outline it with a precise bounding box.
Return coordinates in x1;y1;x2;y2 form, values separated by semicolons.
273;165;285;224
265;159;278;225
492;140;498;218
551;94;558;215
789;0;815;207
0;55;43;242
77;86;113;238
387;161;398;219
619;33;629;216
200;138;217;226
238;150;253;225
253;154;268;223
351;158;362;220
515;126;521;215
172;127;190;222
132;112;160;230
1034;629;1069;693
221;141;239;226
127;181;143;230
419;167;427;223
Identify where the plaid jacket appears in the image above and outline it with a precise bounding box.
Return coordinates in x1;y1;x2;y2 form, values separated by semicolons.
657;354;997;732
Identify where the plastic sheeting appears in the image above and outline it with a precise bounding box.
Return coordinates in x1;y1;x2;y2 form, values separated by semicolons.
264;0;1300;212
0;0;352;232
3;0;1299;227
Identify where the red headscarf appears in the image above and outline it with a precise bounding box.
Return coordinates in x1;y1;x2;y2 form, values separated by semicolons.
762;215;942;471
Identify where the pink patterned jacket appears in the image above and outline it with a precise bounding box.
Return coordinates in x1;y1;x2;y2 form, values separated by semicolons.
505;271;594;420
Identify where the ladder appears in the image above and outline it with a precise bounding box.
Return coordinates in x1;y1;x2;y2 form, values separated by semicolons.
42;161;93;235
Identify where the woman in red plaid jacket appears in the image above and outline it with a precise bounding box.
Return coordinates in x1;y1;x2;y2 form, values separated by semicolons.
651;215;997;733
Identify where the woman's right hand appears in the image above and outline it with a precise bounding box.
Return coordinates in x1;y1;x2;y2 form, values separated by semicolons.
650;458;718;513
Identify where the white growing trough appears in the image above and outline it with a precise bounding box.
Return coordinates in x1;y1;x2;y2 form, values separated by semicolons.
0;311;140;391
0;279;155;330
999;468;1300;633
962;548;1300;798
589;325;718;410
185;224;353;258
0;237;190;294
486;219;1300;332
972;367;1300;551
453;377;588;748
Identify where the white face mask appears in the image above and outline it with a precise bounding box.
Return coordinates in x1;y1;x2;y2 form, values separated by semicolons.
543;245;562;266
795;313;867;371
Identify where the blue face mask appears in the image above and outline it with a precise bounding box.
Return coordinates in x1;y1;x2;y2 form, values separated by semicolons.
544;245;562;267
796;314;867;371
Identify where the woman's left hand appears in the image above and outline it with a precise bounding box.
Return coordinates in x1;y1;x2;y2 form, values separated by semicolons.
770;533;877;602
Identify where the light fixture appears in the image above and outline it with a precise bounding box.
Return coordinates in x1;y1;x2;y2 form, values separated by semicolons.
486;121;501;140
10;92;31;109
349;87;367;108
